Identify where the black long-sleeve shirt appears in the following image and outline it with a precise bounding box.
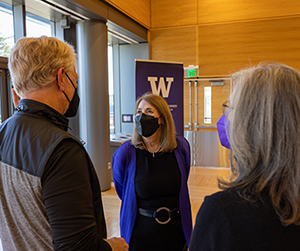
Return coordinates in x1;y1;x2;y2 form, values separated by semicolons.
42;139;112;250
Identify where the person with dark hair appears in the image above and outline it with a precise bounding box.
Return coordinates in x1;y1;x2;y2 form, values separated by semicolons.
113;92;192;251
189;62;300;251
0;36;128;251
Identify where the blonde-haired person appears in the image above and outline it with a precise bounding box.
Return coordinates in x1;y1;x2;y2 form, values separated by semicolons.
9;36;76;97
113;93;192;251
189;62;300;251
0;36;128;251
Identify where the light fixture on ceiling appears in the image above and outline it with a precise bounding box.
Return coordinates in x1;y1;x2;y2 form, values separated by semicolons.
210;80;224;86
35;0;90;21
108;28;139;44
35;0;139;44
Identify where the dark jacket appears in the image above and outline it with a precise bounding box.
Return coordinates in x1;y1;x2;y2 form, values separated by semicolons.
190;189;300;251
0;99;111;251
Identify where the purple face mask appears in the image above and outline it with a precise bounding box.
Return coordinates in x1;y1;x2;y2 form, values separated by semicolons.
217;114;230;149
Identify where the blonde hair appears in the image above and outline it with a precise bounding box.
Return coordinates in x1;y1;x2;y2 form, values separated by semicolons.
8;36;77;96
131;93;177;152
219;62;300;226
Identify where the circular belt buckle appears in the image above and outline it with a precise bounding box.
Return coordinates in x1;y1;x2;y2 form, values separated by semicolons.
154;207;171;224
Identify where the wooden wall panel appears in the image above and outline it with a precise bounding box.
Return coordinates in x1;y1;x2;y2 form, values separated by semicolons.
151;0;197;28
103;0;150;28
150;26;197;66
198;0;300;24
198;17;300;76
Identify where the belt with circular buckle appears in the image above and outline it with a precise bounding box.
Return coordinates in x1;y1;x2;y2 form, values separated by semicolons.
138;207;180;224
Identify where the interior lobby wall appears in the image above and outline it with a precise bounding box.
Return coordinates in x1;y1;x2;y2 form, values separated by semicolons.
150;0;300;76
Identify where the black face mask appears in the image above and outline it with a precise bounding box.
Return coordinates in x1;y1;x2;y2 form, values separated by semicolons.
135;113;160;138
62;73;80;117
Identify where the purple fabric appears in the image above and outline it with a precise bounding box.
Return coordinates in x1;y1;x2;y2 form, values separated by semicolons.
112;135;192;247
217;115;230;149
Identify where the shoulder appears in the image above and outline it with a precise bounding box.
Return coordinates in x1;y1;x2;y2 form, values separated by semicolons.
205;190;238;205
118;140;134;151
50;139;88;166
175;135;190;151
203;190;252;215
114;140;135;158
56;138;84;151
195;190;241;227
176;135;190;147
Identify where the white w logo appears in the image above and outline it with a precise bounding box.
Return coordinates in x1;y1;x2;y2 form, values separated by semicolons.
147;77;174;98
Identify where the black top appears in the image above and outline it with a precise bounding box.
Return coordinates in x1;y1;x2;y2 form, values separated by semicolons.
43;139;111;251
129;148;186;251
135;148;181;209
189;189;300;251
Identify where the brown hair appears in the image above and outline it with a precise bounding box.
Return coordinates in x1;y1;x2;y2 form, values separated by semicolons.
131;93;177;152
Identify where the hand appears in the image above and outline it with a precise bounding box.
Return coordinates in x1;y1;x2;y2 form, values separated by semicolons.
11;88;20;108
106;237;128;251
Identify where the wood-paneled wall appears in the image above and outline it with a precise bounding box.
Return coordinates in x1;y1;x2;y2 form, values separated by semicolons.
150;0;300;76
197;17;300;75
197;0;300;24
151;0;197;28
150;26;197;67
102;0;150;29
150;0;300;136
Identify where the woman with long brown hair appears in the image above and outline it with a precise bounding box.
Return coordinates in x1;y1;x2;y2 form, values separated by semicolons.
113;93;192;251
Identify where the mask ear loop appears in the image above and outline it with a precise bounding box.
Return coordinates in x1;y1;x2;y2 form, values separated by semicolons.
59;73;75;103
56;75;70;103
62;91;71;103
65;73;76;89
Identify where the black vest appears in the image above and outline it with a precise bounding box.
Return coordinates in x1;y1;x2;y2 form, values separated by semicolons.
0;99;107;239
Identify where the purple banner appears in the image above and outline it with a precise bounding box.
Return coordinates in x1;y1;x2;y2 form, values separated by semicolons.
135;60;184;136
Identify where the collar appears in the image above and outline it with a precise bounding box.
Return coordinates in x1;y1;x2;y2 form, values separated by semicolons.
15;99;69;131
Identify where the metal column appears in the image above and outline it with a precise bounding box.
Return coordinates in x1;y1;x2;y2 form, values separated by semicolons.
76;20;111;191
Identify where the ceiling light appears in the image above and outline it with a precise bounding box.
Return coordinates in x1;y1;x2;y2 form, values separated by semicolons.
108;28;139;44
35;0;90;21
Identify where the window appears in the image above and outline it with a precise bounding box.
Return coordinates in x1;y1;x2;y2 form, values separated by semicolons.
26;12;51;37
204;86;211;123
108;44;115;134
0;2;14;57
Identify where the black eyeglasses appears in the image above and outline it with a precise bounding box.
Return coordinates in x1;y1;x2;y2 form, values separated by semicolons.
222;101;232;115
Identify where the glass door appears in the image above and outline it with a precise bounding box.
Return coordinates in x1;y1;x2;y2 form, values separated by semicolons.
184;77;231;167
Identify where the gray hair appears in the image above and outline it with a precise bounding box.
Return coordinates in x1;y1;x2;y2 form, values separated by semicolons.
219;62;300;226
8;36;77;96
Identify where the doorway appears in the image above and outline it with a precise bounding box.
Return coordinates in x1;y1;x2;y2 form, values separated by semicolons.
184;77;231;167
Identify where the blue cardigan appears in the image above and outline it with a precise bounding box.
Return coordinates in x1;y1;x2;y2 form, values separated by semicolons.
112;135;192;247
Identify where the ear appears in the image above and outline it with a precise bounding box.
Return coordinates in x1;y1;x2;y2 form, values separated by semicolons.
56;67;65;91
11;88;20;108
159;116;164;125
